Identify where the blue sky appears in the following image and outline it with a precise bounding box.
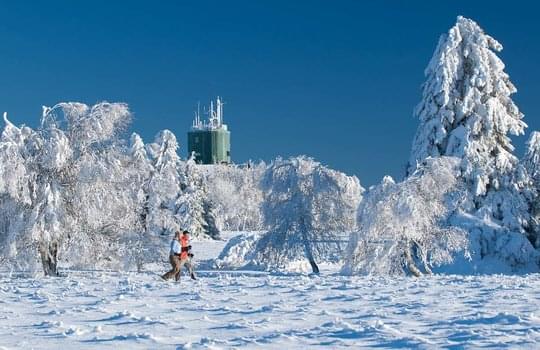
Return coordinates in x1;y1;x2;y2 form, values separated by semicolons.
0;1;539;186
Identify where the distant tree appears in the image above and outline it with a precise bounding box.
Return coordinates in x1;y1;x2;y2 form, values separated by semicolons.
145;130;182;237
176;157;220;239
128;132;153;233
117;133;154;271
204;163;265;232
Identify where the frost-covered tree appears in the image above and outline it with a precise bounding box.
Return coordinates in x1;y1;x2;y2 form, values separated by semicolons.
0;103;131;276
218;156;363;273
145;130;182;237
0;114;36;271
44;103;132;274
127;133;153;233
204;163;265;231
0;101;240;274
53;103;135;272
176;157;220;239
343;157;469;276
118;133;155;270
522;131;540;248
408;16;529;235
523;132;540;182
28;127;73;276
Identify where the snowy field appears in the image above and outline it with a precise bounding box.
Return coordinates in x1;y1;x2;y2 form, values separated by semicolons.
1;234;540;349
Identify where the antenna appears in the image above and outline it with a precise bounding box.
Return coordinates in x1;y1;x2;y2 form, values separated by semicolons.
216;96;222;127
197;101;201;127
195;101;201;128
192;101;202;129
210;100;214;128
221;97;225;125
192;111;196;128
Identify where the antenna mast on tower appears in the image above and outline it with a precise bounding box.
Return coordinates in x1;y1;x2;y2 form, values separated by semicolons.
216;96;223;127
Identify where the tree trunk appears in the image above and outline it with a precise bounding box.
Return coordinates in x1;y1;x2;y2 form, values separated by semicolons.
404;241;422;277
39;242;59;277
300;219;319;274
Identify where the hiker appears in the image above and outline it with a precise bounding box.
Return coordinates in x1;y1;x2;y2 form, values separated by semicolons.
179;230;197;280
161;230;196;281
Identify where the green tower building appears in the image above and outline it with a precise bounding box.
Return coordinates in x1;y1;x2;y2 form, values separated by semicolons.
188;97;231;164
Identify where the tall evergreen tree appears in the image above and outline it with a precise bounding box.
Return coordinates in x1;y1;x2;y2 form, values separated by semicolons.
128;133;153;233
145;130;182;237
176;157;221;239
120;133;154;270
408;16;528;233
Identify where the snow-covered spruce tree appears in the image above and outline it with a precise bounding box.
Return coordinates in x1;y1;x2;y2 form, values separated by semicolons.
128;133;152;213
176;156;220;239
109;132;155;271
522;131;540;248
145;130;182;238
343;157;468;276
407;16;529;234
218;156;363;273
401;16;539;274
126;133;153;233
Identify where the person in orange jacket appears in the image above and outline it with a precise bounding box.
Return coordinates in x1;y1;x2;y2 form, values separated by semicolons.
179;230;197;280
161;230;196;281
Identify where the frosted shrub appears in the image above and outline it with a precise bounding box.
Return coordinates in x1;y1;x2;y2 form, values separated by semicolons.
343;157;468;276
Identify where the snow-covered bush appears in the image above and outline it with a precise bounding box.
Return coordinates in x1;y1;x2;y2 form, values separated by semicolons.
217;156;363;273
343;157;469;276
214;232;263;269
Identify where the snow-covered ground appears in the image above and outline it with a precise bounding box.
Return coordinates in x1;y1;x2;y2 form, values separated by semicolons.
1;234;539;349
